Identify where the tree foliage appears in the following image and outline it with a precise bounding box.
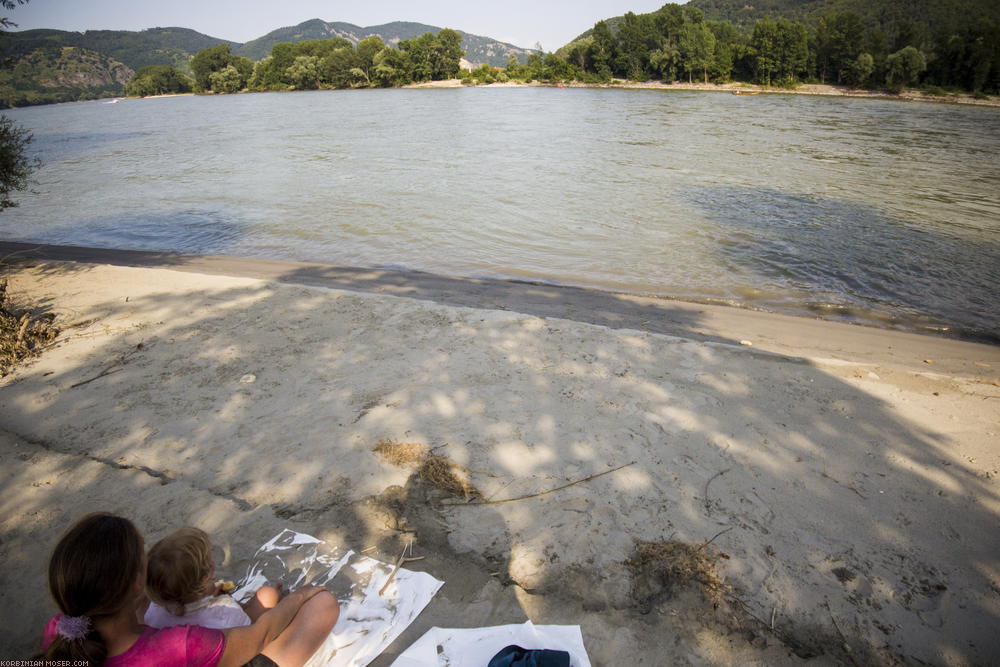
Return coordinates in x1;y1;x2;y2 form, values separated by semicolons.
189;44;251;93
191;28;467;93
542;2;999;94
1;0;35;211
0;114;35;211
125;65;191;96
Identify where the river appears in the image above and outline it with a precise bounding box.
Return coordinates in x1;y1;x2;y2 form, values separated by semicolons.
3;88;999;342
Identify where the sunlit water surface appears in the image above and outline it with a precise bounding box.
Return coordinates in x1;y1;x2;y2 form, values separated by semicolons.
4;88;999;341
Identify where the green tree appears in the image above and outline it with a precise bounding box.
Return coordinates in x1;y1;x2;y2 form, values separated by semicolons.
748;18;779;85
435;28;464;78
815;12;865;84
285;55;319;89
208;64;241;93
1;0;36;211
649;44;679;82
0;115;35;211
354;36;385;86
589;20;615;80
614;11;659;80
125;65;191;96
773;19;808;83
190;43;232;91
847;52;874;88
320;47;361;88
372;47;410;87
886;45;926;90
679;20;716;83
707;21;741;82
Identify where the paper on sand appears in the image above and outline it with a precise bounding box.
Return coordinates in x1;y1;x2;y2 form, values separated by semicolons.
390;621;592;667
231;529;443;667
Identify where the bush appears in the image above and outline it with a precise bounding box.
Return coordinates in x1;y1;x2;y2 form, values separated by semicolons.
0;115;37;211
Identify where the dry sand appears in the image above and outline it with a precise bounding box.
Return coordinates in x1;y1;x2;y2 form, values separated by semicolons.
415;78;1000;107
1;247;998;666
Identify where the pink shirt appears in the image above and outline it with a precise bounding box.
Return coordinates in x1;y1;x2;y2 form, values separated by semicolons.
43;614;225;666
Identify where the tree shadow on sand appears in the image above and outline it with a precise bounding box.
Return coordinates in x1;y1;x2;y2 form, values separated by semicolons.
0;259;997;664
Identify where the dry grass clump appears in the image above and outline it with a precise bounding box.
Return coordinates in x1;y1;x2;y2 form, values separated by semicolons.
418;455;481;501
628;539;729;602
1;279;57;377
373;438;429;467
373;439;481;501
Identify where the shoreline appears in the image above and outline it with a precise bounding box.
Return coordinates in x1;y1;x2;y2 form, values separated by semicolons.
1;252;999;664
2;241;998;379
410;77;1000;107
107;79;1000;109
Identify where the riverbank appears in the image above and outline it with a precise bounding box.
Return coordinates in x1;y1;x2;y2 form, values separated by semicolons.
406;77;1000;107
1;249;998;665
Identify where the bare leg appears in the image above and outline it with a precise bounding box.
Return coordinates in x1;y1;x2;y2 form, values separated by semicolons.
260;591;339;667
242;584;281;623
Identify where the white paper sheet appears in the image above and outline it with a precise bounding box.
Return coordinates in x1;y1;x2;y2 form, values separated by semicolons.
390;621;592;667
232;529;443;667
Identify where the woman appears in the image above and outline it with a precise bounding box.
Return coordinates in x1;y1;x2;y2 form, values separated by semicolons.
39;512;339;666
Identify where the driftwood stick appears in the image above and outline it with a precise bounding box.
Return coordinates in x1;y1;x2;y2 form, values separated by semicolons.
15;313;30;345
440;461;636;507
378;541;424;596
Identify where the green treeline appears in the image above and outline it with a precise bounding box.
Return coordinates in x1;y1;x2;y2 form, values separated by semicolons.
128;6;999;97
131;28;465;96
540;5;997;93
554;5;999;93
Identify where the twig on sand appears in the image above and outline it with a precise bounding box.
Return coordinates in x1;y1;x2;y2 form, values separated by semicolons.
698;526;735;551
820;471;867;499
378;540;424;596
439;460;636;507
70;357;126;388
825;601;862;667
704;468;731;514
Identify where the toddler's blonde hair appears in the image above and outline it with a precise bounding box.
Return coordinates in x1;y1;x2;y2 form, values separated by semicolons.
146;526;214;616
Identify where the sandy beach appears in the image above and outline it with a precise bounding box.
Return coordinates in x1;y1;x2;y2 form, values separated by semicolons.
412;78;1000;107
1;245;998;665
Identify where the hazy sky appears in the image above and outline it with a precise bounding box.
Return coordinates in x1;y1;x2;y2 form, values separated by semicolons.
6;1;680;50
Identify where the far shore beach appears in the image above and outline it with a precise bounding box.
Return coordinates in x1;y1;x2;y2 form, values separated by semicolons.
124;78;1000;108
1;244;998;665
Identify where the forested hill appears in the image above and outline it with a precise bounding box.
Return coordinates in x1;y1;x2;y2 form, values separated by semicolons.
233;19;533;66
687;0;1000;34
573;0;1000;41
1;27;238;71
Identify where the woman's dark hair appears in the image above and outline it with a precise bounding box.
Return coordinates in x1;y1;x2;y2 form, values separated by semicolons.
40;513;144;665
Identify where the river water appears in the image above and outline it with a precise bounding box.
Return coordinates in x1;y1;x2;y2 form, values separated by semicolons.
3;88;999;341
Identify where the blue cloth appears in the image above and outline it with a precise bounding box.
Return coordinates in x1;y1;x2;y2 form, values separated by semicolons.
488;644;571;667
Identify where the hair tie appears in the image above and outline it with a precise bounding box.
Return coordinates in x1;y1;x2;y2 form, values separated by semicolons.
57;615;92;641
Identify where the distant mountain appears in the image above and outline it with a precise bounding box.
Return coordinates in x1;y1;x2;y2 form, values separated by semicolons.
2;27;238;71
0;44;133;106
1;26;237;107
233;18;534;67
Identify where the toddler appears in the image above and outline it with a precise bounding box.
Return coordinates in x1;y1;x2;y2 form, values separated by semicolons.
144;526;279;630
